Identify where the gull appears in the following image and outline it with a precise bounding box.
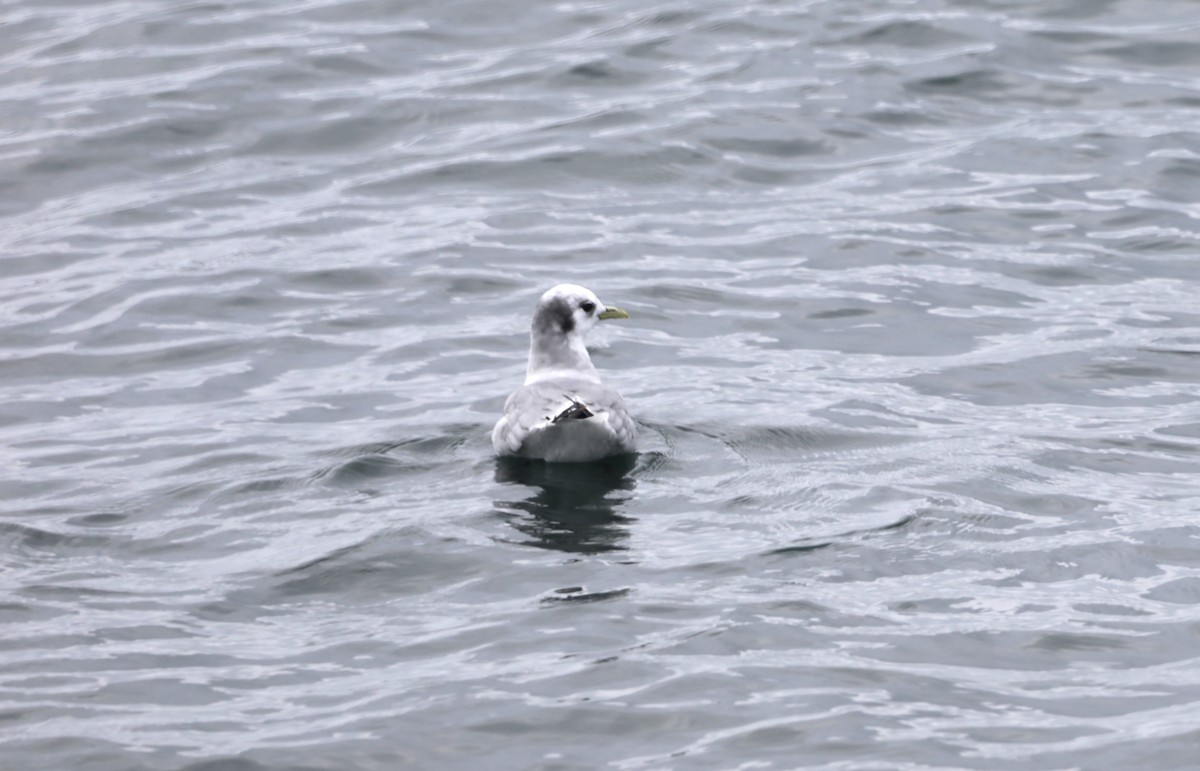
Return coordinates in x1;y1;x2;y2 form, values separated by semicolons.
492;284;637;462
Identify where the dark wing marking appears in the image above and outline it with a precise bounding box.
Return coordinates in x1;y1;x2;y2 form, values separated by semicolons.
550;396;594;424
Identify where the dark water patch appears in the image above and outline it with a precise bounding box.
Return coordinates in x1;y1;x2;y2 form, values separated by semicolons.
900;351;1178;407
703;134;833;159
317;433;475;487
244;116;404;158
271;542;481;601
493;455;637;554
555;60;649;87
1098;434;1199;456
630;448;671;476
719;423;916;464
808;307;874;320
816;399;961;429
907;69;1012;95
181;757;320;771
68;512;129;527
0;522;113;556
1156;421;1200;440
762;540;834;557
1074;602;1152;617
277;540;369;577
0;341;249;381
1132;528;1200;571
1143;577;1200;604
1029;632;1130;653
542;586;632;604
322;453;414;484
861;105;949;126
440;274;526;296
1099;41;1200;68
842;19;975;48
765;512;919;558
1039;446;1196;476
221;475;307;498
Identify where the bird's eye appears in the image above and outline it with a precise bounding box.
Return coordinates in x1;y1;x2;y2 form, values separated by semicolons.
580;301;596;314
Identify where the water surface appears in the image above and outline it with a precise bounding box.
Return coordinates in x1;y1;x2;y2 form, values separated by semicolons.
3;0;1200;768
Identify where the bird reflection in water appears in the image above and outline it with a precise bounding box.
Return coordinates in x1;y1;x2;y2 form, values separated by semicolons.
493;454;637;554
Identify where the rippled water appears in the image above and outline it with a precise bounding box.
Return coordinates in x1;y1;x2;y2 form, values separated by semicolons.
4;0;1200;768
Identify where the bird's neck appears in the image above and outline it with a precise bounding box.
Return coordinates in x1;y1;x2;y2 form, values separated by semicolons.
525;333;600;385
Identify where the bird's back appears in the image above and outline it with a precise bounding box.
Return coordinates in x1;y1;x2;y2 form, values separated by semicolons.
492;376;636;462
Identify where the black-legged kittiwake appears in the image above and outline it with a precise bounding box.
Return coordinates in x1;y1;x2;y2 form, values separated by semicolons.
492;284;637;462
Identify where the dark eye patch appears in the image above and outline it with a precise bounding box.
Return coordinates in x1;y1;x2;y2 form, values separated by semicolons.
580;301;596;314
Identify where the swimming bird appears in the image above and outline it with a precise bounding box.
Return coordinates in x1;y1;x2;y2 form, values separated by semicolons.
492;284;637;462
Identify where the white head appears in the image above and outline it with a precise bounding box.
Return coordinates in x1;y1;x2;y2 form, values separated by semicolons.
525;283;629;384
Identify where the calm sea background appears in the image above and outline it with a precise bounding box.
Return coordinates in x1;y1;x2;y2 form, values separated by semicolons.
3;0;1200;768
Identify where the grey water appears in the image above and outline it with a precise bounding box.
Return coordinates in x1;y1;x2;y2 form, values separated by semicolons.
3;0;1200;768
